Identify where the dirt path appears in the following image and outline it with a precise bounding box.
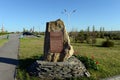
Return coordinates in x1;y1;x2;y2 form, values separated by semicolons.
0;34;20;80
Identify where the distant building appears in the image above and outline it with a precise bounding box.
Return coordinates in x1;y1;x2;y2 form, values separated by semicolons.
0;24;4;32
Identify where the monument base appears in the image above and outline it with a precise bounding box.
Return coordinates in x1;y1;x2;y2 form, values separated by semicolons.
27;56;90;79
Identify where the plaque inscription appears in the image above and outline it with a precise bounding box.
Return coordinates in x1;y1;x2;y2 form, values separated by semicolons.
50;32;63;53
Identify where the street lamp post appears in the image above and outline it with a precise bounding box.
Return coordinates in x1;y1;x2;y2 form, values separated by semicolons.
62;9;76;30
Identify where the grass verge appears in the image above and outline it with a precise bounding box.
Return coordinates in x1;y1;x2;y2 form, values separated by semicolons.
17;37;43;80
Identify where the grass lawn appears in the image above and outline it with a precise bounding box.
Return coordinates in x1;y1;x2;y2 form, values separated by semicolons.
17;37;120;80
72;38;120;79
19;37;43;59
17;37;44;80
0;38;8;47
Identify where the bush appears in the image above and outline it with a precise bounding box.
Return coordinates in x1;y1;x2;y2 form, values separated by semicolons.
75;55;99;70
86;37;91;44
92;38;97;44
102;40;114;47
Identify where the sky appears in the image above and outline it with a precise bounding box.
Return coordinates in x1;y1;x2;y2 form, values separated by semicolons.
0;0;120;32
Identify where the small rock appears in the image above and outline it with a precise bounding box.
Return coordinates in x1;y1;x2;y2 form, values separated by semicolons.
84;71;90;77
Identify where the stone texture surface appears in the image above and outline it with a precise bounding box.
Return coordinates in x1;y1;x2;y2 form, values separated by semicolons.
27;56;90;80
44;19;74;62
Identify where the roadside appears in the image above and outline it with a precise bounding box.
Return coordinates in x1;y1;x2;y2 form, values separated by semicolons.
0;34;20;80
0;35;7;39
101;75;120;80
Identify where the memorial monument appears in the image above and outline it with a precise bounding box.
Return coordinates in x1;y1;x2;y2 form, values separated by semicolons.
28;19;90;79
44;19;74;62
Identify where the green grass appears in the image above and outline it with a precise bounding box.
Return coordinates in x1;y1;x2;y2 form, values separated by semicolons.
19;37;43;59
72;38;120;79
17;37;120;80
17;37;44;80
0;38;8;46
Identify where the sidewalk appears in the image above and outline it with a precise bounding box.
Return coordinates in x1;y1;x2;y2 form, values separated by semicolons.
101;75;120;80
0;34;20;80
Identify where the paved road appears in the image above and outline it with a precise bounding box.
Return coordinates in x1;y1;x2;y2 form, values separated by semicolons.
0;34;19;80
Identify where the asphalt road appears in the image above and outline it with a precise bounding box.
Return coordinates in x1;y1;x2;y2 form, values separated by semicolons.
0;34;19;80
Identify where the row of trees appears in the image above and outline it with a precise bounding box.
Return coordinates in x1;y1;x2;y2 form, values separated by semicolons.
0;32;10;36
104;31;120;40
69;26;120;44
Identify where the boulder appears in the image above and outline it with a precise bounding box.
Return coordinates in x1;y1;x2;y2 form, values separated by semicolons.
44;19;74;62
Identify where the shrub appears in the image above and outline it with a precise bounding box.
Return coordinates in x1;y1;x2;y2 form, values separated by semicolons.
91;38;97;46
75;55;99;70
86;37;91;44
102;39;114;47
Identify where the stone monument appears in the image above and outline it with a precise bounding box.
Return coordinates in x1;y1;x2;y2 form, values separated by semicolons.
44;19;74;62
27;19;90;79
